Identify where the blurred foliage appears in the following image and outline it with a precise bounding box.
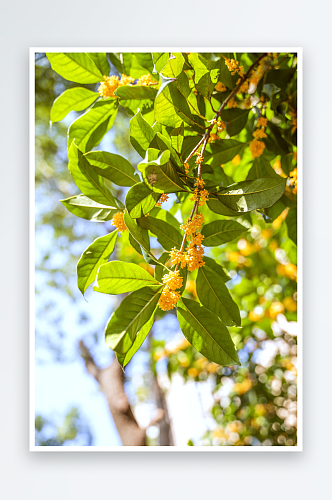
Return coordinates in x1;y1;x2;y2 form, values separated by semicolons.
35;407;93;446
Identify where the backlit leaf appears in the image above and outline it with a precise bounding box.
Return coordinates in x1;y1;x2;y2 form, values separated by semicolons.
94;261;160;294
84;151;139;187
177;298;240;366
77;230;118;295
201;220;247;246
50;88;99;123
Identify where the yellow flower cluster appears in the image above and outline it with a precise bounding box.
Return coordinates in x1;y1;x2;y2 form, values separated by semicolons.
249;116;267;159
161;270;183;290
190;178;209;207
169;234;205;272
158;289;181;311
195;152;203;165
137;74;157;86
156;193;169;207
111;210;127;233
225;58;244;76
186;242;205;271
184;162;190;174
249;139;265;159
98;75;120;98
180;213;204;235
253;128;267;139
158;270;183;311
215;81;227;92
289;168;298;194
98;73;156;98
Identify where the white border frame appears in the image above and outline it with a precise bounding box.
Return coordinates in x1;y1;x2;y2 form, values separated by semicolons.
29;47;303;452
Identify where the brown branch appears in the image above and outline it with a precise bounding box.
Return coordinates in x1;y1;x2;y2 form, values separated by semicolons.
79;341;146;446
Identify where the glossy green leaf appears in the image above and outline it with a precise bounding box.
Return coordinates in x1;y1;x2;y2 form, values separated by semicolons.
68;142;118;207
196;267;241;326
218;177;287;212
206;139;246;164
68;98;118;152
201;220;247;246
152;52;169;73
130;110;156;157
46;52;104;83
105;287;161;354
94;261;160;295
177;298;240;366
50;88;99;123
84;151;139;187
125;182;160;218
220;109;249;137
77;230;118;296
139;215;183;251
149;206;181;230
60;195;118;222
116;310;157;369
204;256;230;283
138;148;185;193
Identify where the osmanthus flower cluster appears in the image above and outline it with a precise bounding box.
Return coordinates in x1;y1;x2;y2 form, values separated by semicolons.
47;50;297;370
98;73;157;98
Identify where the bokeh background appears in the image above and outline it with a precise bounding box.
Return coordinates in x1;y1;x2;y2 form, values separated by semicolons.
34;52;298;447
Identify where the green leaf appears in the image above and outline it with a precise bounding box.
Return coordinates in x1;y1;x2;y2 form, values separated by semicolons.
154;73;205;130
122;53;152;79
177;298;240;366
68;142;118;207
152;52;169;73
155;132;184;170
201;220;247;246
46;52;104;83
149;206;181;230
204;256;230;283
123;212;160;266
160;53;185;78
196;267;241;326
262;83;281;101
116;310;156;369
50;88;99;123
60;195;118;222
125;182;160;218
207;195;242;217
220;109;249;137
129;233;143;255
77;230;118;296
68;99;118;153
84;151;139;187
130;110;156;157
170;124;184;154
94;261;160;295
218;177;287;212
188;53;220;98
105;287;161;354
205;139;246;164
87;53;110;76
138;148;185;193
116;85;158;100
108;53;124;73
139;215;183;251
286;207;297;245
247;156;279;180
